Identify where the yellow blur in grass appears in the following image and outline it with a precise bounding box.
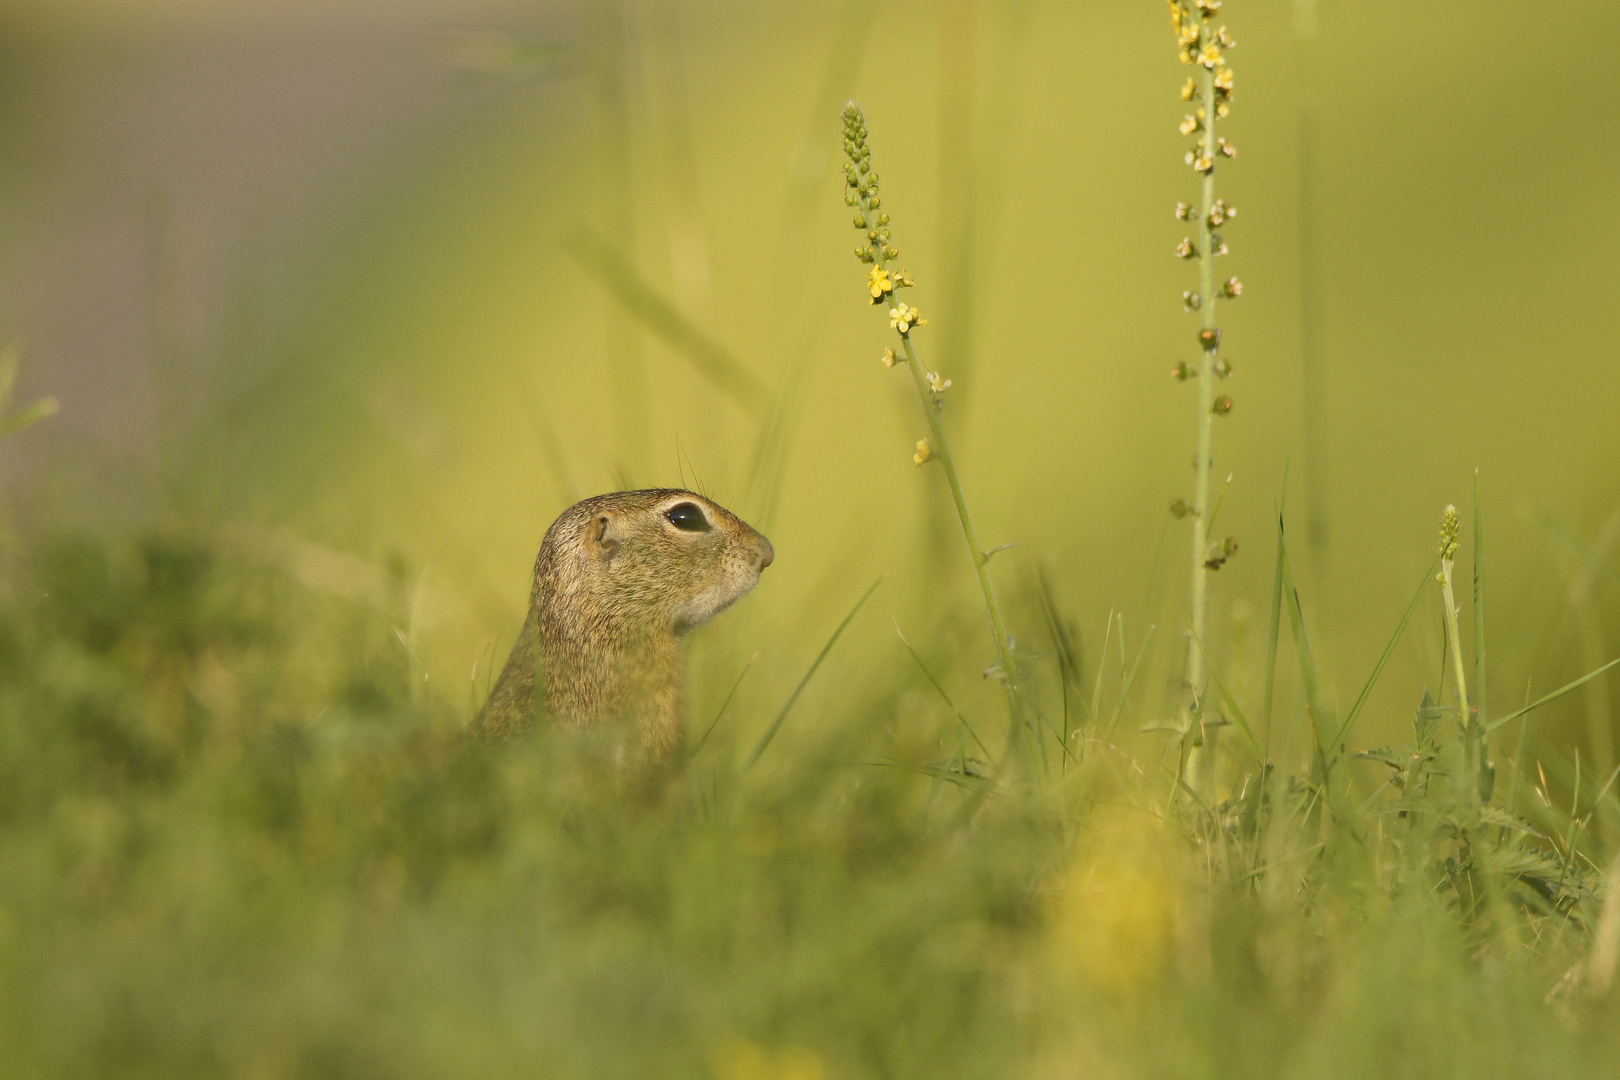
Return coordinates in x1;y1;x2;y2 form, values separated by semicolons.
712;1039;826;1080
1049;804;1187;995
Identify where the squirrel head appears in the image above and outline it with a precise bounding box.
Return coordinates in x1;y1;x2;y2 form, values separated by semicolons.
539;489;774;638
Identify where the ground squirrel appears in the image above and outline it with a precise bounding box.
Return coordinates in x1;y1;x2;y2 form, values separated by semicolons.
472;489;774;756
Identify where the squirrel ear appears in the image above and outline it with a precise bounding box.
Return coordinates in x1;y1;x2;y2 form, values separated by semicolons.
587;512;621;560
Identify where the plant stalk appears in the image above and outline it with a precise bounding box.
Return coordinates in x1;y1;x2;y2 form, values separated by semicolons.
844;102;1028;767
892;329;1027;757
1440;556;1477;804
1186;26;1221;784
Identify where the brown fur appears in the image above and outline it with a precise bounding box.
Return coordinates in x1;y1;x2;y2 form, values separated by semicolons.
470;489;773;756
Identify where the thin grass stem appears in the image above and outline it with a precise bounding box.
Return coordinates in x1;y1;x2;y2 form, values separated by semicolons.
743;576;882;771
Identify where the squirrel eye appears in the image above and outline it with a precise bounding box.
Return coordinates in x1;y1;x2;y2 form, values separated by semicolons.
665;502;711;532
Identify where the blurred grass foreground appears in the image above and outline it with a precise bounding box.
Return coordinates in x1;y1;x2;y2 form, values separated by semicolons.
4;1;1620;1077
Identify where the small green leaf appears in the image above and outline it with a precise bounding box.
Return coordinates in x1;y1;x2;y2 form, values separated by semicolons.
1414;689;1441;746
0;396;59;438
1354;746;1406;771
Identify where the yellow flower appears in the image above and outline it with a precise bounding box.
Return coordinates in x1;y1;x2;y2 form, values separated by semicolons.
1188;152;1213;173
1199;43;1222;67
926;371;952;393
913;439;932;465
881;347;897;367
1175;238;1196;259
891;268;914;288
867;266;892;302
890;303;925;333
1049;806;1184;995
1179;114;1200;136
712;1039;825;1080
1180;76;1196;101
1214;67;1233;92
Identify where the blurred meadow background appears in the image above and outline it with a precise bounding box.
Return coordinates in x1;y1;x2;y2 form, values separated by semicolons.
3;0;1620;1076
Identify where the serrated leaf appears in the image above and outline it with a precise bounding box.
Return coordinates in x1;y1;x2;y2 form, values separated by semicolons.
1477;804;1544;839
1355;746;1407;770
1414;689;1441;745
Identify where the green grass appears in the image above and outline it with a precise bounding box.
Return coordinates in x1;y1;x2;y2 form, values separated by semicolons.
3;5;1620;1077
0;519;1618;1080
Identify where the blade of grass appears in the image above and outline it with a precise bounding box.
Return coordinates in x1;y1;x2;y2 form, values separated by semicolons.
1474;469;1489;733
893;619;991;757
744;576;883;771
1278;525;1330;779
1188;623;1264;764
869;757;997;795
1507;676;1532;813
1533;512;1620;593
1264;506;1285;760
1118;613;1128;686
564;224;768;412
1104;625;1156;743
1586;761;1620;824
1035;568;1080;757
1485;656;1620;734
692;651;759;755
0;395;59;437
1028;698;1081;766
1090;609;1116;728
1323;553;1440;769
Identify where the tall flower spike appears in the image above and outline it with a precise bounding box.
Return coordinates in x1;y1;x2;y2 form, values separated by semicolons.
842;101;1030;769
1166;0;1242;799
842;103;898;271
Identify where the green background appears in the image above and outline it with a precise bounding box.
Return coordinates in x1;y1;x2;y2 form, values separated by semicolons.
2;0;1616;795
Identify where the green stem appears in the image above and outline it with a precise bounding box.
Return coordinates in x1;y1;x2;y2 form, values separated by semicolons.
1440;558;1477;803
1186;19;1221;782
893;334;1021;702
845;104;1027;768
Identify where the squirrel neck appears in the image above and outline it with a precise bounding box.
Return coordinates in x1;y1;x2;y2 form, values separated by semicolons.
540;601;684;753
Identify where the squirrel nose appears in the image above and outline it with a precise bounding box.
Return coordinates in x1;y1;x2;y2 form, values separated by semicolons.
755;538;775;571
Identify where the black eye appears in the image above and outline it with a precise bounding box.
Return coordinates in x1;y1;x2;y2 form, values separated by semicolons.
665;502;711;532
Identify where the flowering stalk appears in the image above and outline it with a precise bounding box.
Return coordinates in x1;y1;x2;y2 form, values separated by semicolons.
840;103;1029;757
1438;505;1486;806
1168;1;1240;779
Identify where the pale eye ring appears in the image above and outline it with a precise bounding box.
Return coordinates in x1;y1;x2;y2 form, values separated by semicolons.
665;502;711;532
